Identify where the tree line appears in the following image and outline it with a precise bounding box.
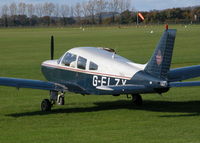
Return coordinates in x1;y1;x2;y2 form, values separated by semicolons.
142;7;200;24
0;0;200;27
0;0;131;27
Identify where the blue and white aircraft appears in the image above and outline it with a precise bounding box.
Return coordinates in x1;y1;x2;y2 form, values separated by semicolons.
1;27;200;111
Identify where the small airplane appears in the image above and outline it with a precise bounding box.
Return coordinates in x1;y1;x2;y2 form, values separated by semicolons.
1;25;200;112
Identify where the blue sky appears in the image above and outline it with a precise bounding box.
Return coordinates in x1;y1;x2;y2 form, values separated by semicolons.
1;0;200;11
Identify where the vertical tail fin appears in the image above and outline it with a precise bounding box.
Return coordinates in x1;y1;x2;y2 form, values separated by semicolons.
144;29;176;79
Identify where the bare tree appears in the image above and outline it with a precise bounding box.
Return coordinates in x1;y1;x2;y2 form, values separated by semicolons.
60;4;70;25
109;0;120;22
2;4;9;27
60;4;70;17
9;2;17;16
43;2;55;16
70;6;74;17
125;0;131;10
82;2;89;18
54;4;60;17
43;3;48;16
74;2;82;22
119;0;131;13
18;2;26;15
87;0;96;24
2;4;9;16
42;3;55;26
35;3;43;17
27;4;35;26
95;0;108;24
27;4;35;17
48;3;56;16
9;3;17;26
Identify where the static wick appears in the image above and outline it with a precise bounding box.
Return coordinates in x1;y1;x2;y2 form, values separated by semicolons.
165;24;168;30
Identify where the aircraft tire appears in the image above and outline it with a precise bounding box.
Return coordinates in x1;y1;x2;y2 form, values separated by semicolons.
132;94;143;105
41;99;52;111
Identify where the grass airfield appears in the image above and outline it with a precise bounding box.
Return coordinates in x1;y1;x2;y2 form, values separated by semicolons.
0;25;200;143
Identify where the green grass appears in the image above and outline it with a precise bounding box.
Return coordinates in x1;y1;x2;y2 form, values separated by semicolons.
0;25;200;143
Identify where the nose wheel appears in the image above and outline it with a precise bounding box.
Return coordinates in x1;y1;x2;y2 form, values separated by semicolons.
41;99;52;111
41;91;65;112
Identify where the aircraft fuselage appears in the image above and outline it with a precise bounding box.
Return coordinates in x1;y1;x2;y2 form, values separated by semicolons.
41;47;169;95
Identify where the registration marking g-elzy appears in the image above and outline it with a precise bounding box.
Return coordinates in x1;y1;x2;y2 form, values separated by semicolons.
92;75;127;86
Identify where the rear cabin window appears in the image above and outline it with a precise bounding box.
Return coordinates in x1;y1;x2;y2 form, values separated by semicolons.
89;62;98;70
77;56;87;70
61;52;77;67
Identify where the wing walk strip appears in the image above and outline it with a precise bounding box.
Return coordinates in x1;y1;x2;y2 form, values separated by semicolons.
42;63;132;80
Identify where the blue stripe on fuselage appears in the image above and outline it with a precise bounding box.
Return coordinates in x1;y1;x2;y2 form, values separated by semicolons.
41;65;168;95
41;65;132;95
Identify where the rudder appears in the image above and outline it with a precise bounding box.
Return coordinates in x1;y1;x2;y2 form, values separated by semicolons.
144;29;177;80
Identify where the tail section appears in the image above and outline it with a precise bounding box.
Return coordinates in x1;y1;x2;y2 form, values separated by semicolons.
144;29;176;79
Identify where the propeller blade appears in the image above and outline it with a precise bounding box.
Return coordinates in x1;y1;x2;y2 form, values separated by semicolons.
51;36;54;60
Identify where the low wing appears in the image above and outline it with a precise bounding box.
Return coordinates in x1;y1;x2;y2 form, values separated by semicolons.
0;77;67;91
169;81;200;88
168;65;200;82
96;84;146;94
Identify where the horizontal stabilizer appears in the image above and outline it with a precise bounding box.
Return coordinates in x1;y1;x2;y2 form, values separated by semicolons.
168;65;200;82
0;77;67;91
96;84;145;93
169;81;200;87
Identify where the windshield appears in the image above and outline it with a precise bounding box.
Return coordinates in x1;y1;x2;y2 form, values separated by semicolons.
61;52;77;67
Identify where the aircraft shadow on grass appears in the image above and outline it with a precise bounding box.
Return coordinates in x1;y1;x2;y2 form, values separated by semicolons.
6;99;200;118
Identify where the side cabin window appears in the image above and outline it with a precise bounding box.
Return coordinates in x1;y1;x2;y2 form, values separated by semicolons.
62;52;77;68
89;62;98;70
77;56;87;70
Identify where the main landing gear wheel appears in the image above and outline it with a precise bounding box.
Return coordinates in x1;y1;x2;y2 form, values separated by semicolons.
41;99;52;111
131;94;143;106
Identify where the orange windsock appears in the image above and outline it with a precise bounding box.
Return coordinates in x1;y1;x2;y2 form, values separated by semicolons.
138;12;144;21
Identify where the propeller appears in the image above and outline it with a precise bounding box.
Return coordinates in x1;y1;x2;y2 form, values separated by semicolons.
51;35;54;60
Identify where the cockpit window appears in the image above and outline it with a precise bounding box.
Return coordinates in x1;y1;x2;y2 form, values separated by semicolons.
77;56;87;70
89;62;98;70
61;52;77;67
